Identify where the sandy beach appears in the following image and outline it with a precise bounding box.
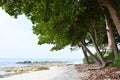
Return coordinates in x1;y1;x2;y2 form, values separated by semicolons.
0;62;120;80
0;67;62;80
0;65;81;80
0;62;84;80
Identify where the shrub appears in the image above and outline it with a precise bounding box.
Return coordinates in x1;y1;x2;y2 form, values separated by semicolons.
82;51;120;67
82;53;97;63
104;52;115;61
111;52;120;67
82;51;115;64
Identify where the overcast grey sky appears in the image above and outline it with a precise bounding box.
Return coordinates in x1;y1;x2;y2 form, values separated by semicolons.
0;8;96;59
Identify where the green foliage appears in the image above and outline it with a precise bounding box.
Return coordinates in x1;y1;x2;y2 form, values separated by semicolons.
104;52;115;61
0;0;106;51
83;52;115;63
82;53;97;63
0;0;119;52
82;55;94;63
110;52;120;67
1;0;120;67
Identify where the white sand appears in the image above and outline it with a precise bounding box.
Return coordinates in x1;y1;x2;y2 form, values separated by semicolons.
0;64;88;80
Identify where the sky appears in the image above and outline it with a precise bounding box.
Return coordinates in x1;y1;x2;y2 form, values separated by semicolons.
0;8;96;59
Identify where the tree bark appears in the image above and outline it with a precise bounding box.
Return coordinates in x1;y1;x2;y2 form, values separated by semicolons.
80;41;102;66
82;45;90;64
88;32;105;66
105;11;119;59
106;26;113;53
106;0;120;35
81;39;90;64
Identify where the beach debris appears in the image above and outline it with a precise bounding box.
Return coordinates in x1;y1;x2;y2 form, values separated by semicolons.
75;64;120;80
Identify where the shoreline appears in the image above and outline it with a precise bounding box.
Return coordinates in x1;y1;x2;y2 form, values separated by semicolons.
0;62;82;80
0;61;69;78
1;62;120;80
0;66;66;80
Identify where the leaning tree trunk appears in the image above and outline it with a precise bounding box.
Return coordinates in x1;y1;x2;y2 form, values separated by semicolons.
81;39;90;64
81;45;90;64
88;32;105;67
105;11;119;59
106;0;120;35
80;41;102;66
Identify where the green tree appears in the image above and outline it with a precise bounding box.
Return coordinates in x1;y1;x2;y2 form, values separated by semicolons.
0;0;120;67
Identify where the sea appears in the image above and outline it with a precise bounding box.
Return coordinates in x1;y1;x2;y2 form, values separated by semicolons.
0;58;82;68
0;58;82;76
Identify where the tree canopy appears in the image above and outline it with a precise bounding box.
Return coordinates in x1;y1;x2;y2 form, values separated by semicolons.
0;0;120;67
0;0;104;49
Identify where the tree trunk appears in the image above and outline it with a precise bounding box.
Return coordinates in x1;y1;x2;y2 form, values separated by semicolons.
106;26;113;53
82;45;90;64
88;32;105;66
81;39;90;64
80;41;102;66
105;11;119;59
106;0;120;35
